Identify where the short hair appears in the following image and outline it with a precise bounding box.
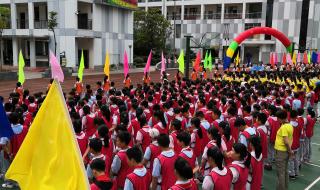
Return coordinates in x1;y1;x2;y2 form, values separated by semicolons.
176;131;191;146
171;119;182;131
234;117;246;127
89;138;102;153
126;146;143;163
157;134;170;148
276;110;287;120
90;158;105;172
117;131;131;145
257;112;267;124
174;157;193;180
73;119;82;133
290;110;298;119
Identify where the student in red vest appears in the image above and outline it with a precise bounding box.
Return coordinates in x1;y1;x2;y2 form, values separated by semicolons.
235;117;256;148
255;113;268;169
90;159;113;190
288;110;301;179
189;117;203;158
73;119;88;156
103;75;111;93
82;105;97;137
170;119;182;154
87;138;106;181
246;136;263;190
136;115;151;153
202;147;232;190
170;157;198;190
304;109;316;162
75;77;83;96
227;143;250;190
142;128;161;172
124;146;151;190
220;121;235;166
153;110;168;135
151;134;178;190
111;131;133;189
176;131;198;171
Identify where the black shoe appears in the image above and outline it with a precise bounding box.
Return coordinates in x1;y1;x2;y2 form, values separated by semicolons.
289;175;296;180
264;165;272;171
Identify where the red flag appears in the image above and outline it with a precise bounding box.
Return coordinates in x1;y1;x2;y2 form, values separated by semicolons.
303;51;308;64
194;51;201;72
282;52;287;65
270;52;275;68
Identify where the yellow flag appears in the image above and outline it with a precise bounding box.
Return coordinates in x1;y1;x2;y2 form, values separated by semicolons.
292;51;297;65
18;50;25;84
78;50;85;81
235;52;240;66
5;80;89;190
104;51;110;78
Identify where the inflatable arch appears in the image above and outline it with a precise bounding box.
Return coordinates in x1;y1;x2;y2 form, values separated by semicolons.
223;27;293;70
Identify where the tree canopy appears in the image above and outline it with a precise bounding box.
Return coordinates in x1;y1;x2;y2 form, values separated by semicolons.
0;6;10;33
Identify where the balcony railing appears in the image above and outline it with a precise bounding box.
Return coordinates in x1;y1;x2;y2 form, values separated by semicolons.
167;13;181;20
16;19;29;29
204;13;221;19
184;13;201;20
78;19;92;30
224;13;242;19
34;20;48;29
245;12;262;19
148;0;161;2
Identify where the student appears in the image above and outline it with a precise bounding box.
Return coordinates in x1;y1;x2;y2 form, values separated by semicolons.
142;128;161;172
103;75;110;92
153;110;168;135
202;147;232;190
189;117;203;158
124;146;151;190
87;138;106;181
90;159;113;190
82;105;97;137
288;110;301;179
220;121;235;165
124;74;132;88
111;131;133;189
170;119;183;154
75;77;83;96
235;117;256;148
73;119;88;156
143;72;151;85
255;113;268;168
151;134;178;190
176;131;197;170
247;136;263;190
170;157;198;190
97;125;114;174
136;115;151;153
304;109;316;162
201;127;227;176
228;143;251;190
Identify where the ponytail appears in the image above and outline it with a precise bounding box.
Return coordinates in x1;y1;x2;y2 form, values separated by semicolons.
207;147;224;170
219;121;231;142
191;117;203;139
233;143;251;168
207;127;221;149
250;136;262;159
98;125;109;148
138;115;147;128
154;110;167;129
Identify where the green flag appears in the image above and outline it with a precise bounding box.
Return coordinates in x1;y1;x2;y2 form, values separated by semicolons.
208;52;213;71
18;50;25;84
204;51;208;69
78;50;85;81
177;50;184;74
308;51;311;64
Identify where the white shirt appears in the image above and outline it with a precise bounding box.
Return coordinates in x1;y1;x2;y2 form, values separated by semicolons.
202;167;228;190
124;166;148;190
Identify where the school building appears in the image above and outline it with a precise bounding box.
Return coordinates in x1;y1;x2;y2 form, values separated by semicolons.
138;0;320;64
0;0;135;69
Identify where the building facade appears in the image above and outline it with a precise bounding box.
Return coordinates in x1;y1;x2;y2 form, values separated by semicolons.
1;0;134;68
138;0;320;64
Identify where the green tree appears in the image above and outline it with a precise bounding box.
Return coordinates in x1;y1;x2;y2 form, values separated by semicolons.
48;11;58;55
134;9;171;60
0;6;10;71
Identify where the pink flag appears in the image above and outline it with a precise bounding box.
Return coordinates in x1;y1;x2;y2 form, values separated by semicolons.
123;50;129;77
286;53;292;65
49;51;64;82
161;52;166;75
144;50;152;74
274;53;278;64
317;52;320;63
297;52;301;63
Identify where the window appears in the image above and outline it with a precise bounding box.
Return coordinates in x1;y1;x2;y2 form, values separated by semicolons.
175;24;181;38
34;6;40;21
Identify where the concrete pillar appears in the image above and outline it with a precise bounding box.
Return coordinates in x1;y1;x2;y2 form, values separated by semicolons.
259;46;262;62
181;5;184;20
29;39;36;67
12;38;18;67
221;3;225;22
200;4;205;20
28;2;34;29
242;2;246;20
10;3;17;29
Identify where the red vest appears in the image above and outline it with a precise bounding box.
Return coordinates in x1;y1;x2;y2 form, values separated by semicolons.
209;168;232;190
244;116;253;127
268;117;280;143
126;167;151;190
170;179;198;190
148;144;161;170
76;132;88;156
228;163;249;190
154;123;168;135
222;135;235;165
191;130;202;157
115;150;133;188
171;131;182;154
228;117;239;142
257;127;268;159
85;114;96;137
10;125;28;157
158;153;178;190
179;148;196;169
249;154;263;190
139;128;151;152
291;121;302;150
306;116;316;138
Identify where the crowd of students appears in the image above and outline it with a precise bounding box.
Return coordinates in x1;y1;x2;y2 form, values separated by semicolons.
1;66;319;190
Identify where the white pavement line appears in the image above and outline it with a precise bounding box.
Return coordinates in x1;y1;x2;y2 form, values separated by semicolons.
312;143;320;146
305;162;320;168
305;176;320;190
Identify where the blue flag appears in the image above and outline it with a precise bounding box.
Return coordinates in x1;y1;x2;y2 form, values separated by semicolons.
0;101;14;139
312;51;318;63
